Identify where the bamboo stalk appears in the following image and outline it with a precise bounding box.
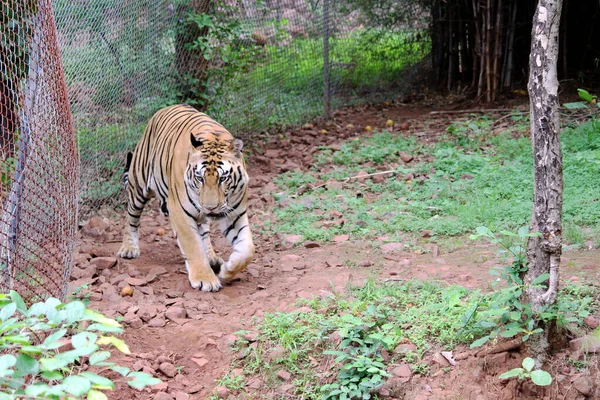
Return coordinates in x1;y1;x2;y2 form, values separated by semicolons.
492;0;503;101
503;0;517;87
485;0;492;103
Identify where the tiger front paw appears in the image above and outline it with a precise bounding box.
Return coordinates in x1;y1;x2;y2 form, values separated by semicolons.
188;271;222;292
117;244;140;259
218;260;246;283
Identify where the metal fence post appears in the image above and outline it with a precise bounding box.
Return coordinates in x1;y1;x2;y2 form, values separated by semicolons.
323;0;331;119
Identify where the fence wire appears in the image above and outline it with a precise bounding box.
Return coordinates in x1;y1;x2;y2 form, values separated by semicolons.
0;0;78;301
53;0;430;212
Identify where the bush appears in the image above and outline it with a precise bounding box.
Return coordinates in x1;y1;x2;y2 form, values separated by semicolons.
0;291;160;399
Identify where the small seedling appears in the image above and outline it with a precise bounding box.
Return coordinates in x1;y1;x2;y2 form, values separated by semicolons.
498;357;552;386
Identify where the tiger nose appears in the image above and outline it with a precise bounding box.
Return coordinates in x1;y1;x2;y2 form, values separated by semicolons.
207;205;219;211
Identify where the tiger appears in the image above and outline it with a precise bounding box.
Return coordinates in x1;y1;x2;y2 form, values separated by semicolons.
117;104;255;292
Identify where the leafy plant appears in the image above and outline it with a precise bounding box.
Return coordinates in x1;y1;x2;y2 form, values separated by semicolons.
0;291;160;399
498;357;552;386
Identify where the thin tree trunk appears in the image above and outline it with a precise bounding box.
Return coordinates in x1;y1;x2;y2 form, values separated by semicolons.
503;0;517;87
492;0;503;101
485;0;492;102
471;0;481;90
525;0;564;366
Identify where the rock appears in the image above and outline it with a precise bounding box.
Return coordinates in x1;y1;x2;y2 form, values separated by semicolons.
400;153;414;163
89;292;102;302
277;370;292;381
148;316;166;328
461;174;474;180
158;362;177;378
191;358;209;368
283;234;303;245
87;216;109;230
126;277;147;286
150;266;169;276
90;257;117;270
110;273;130;285
243;332;259;342
573;376;592;396
391;364;412;383
380;242;403;253
71;265;97;280
432;352;451;366
165;306;187;321
153;393;173;400
123;312;143;329
570;336;600;353
421;230;434;238
81;226;101;238
137;305;158;322
394;343;417;355
174;393;189;400
333;234;349;243
584;316;599;329
215;386;230;399
247;378;263;390
151;381;168;392
304;241;320;248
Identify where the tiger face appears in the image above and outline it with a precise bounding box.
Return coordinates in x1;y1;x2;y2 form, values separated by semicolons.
186;134;248;218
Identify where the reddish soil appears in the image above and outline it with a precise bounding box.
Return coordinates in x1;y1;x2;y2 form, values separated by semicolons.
72;102;599;400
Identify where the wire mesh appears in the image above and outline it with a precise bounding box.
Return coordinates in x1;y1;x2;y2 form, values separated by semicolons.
52;0;430;212
0;0;78;301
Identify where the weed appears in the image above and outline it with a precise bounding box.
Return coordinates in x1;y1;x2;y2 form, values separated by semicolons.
499;357;552;386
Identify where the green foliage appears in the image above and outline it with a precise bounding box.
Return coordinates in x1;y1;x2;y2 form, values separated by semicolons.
498;357;552;386
0;291;161;399
268;118;600;245
462;227;595;349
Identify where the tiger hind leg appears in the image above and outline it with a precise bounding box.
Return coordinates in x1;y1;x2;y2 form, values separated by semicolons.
117;186;149;259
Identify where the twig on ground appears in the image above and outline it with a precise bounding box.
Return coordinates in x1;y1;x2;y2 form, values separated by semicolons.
429;108;518;115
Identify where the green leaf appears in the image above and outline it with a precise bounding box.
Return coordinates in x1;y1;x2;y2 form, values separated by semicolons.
532;273;550;285
87;323;123;333
110;365;130;376
498;368;524;379
522;357;535;372
577;88;596;102
96;336;130;354
88;389;109;400
72;332;98;349
25;382;51;396
15;353;38;377
62;375;92;396
530;369;552;386
0;354;17;372
0;302;17;321
470;336;490;348
28;302;46;317
89;351;111;366
41;370;63;380
127;372;162;389
9;291;27;314
500;327;521;338
563;101;588;109
85;310;121;328
80;372;115;389
42;328;68;348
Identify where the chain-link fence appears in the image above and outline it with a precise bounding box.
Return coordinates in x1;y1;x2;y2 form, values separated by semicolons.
53;0;430;211
0;0;78;301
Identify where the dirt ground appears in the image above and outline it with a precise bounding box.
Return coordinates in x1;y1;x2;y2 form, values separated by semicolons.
72;101;600;400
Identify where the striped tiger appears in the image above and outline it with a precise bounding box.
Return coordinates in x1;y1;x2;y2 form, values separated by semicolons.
117;104;255;292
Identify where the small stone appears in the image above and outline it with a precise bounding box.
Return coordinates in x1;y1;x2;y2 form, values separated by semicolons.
277;370;292;381
394;343;417;355
584;316;599;329
333;234;349;243
158;362;177;378
123;312;143;329
421;230;434;238
247;378;263;390
165;306;187;321
137;305;158;322
150;266;169;276
87;216;109;230
126;277;147;286
304;241;320;248
174;393;189;400
153;393;173;400
148;316;166;328
573;376;592;396
81;226;101;238
391;364;412;383
89;292;103;302
89;257;117;270
283;234;303;245
151;381;168;392
400;153;414;163
215;386;230;399
191;358;209;368
570;336;600;353
358;261;372;267
432;352;451;366
354;170;369;183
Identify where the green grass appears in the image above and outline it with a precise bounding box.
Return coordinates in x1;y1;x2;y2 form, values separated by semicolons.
266;116;600;246
217;279;597;399
209;29;430;132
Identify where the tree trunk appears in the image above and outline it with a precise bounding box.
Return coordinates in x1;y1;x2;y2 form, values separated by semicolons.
524;0;563;365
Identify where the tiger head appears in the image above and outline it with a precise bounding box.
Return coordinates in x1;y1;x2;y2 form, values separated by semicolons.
185;133;249;218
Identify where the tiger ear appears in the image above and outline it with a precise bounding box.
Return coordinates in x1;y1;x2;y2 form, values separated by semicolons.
231;139;244;157
191;133;203;148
